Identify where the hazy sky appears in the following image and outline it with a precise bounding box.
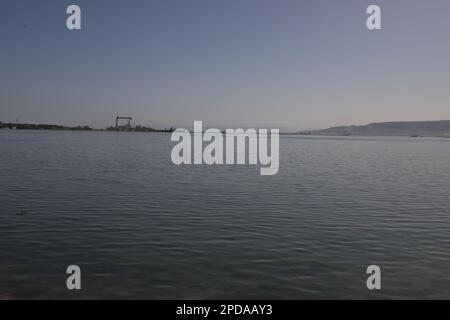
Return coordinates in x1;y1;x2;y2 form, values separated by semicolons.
1;0;450;130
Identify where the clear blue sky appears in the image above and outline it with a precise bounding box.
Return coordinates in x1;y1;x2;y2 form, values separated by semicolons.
1;0;450;130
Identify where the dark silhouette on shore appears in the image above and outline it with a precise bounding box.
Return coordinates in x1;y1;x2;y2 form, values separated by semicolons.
0;121;175;133
0;122;93;131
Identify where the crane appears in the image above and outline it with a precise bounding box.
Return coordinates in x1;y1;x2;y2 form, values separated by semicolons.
115;116;132;129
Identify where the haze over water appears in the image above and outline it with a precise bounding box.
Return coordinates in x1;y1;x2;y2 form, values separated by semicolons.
1;130;450;299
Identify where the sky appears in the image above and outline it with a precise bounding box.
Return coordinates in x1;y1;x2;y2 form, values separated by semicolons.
1;0;450;131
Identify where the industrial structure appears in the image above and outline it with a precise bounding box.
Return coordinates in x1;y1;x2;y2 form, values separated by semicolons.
115;116;133;129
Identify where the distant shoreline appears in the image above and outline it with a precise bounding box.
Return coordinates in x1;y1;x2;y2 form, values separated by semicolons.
0;122;175;133
2;120;450;138
296;120;450;138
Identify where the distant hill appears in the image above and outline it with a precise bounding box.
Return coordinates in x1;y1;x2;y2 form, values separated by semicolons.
298;121;450;137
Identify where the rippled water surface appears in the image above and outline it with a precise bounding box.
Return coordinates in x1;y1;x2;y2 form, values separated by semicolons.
1;130;450;299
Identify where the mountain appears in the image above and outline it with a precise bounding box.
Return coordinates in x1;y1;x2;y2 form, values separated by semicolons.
298;121;450;137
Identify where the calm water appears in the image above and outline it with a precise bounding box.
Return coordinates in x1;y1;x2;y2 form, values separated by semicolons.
1;130;450;299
